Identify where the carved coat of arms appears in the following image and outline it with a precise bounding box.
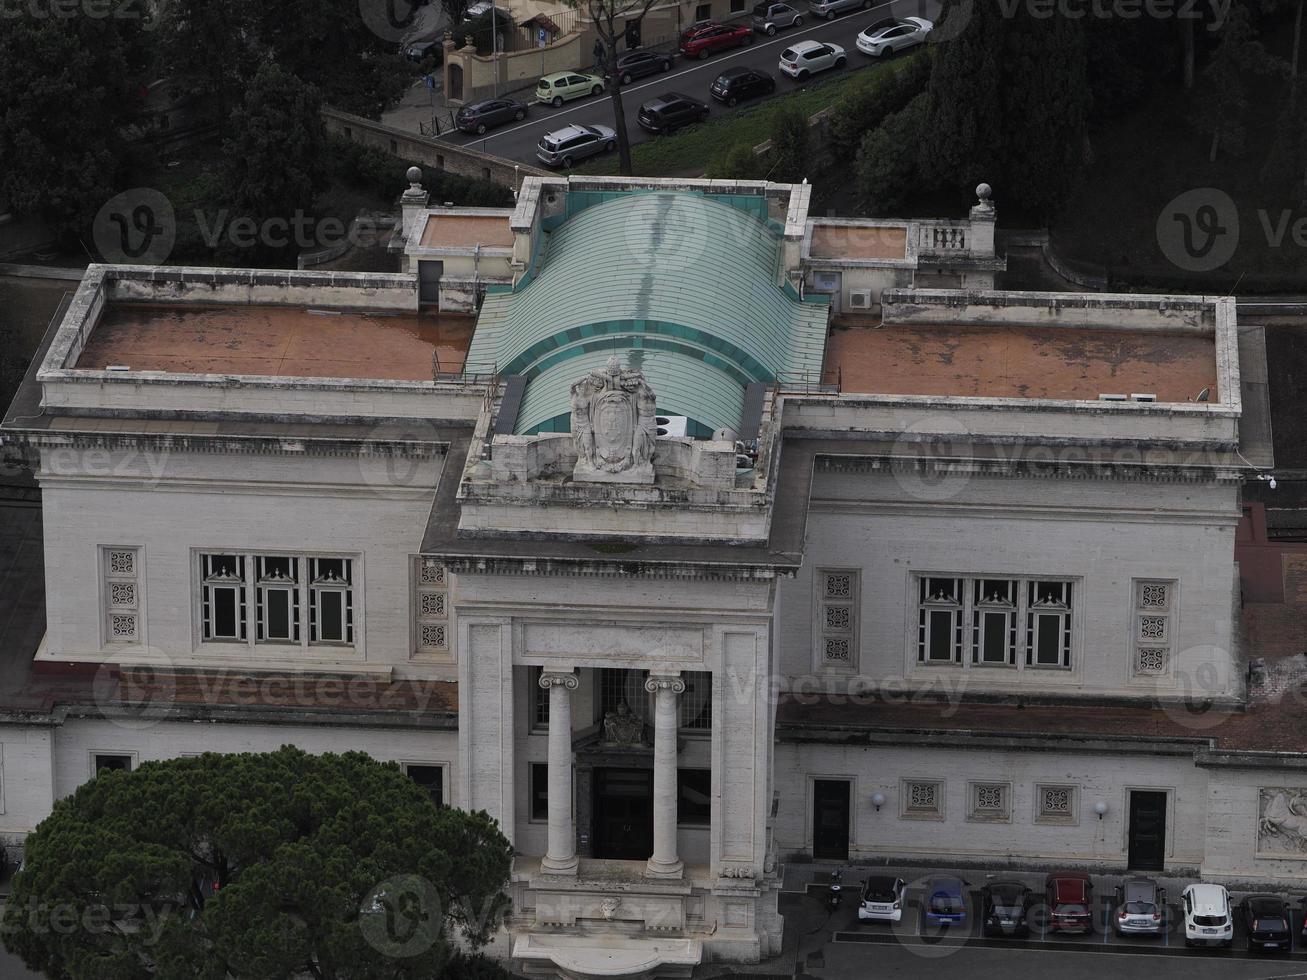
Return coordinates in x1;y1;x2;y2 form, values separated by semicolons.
570;356;657;484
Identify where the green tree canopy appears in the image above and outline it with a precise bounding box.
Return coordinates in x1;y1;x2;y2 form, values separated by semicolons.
855;92;930;216
2;747;514;980
0;7;150;233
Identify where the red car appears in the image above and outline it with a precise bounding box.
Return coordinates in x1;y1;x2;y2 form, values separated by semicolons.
1045;872;1094;934
679;22;754;59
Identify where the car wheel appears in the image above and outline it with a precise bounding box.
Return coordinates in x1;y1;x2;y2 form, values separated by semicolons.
621;72;632;84
834;56;845;68
862;0;871;7
698;49;709;59
826;10;835;18
793;15;803;25
604;140;615;152
700;110;710;122
742;33;753;45
591;84;602;95
551;95;563;107
661;59;671;71
561;155;574;168
766;23;777;34
727;95;739;107
514;109;525;120
476;123;487;135
797;68;809;79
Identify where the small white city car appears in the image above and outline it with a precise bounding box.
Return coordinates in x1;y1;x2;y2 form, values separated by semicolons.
858;875;906;922
778;40;846;80
1182;883;1233;947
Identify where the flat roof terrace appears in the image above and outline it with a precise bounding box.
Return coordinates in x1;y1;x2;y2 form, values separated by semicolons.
419;212;514;250
827;319;1218;402
808;221;908;261
76;303;475;380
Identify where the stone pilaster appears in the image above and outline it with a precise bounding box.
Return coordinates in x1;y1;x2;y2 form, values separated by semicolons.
539;669;579;875
645;672;686;879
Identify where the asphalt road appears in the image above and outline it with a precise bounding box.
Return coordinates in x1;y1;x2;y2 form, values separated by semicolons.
434;0;942;168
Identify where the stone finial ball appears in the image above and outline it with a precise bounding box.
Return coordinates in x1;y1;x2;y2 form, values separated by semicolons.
406;166;423;184
976;182;992;201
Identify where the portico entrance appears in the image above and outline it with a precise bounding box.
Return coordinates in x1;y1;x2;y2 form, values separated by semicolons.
593;767;654;860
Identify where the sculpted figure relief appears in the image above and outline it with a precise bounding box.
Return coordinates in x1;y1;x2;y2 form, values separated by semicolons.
1259;788;1307;854
570;355;657;484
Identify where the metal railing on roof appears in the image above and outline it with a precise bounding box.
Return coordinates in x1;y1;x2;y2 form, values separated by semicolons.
774;367;840;395
432;353;498;385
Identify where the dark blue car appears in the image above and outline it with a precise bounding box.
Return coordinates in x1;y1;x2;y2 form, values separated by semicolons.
923;875;968;928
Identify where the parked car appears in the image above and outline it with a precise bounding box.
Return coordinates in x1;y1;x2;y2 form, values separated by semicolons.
710;66;776;106
778;40;845;80
751;1;803;34
609;49;673;85
1243;894;1291;951
1113;877;1165;936
535;72;604;107
1045;871;1093;934
637;92;710;134
857;875;906;922
404;38;442;63
454;97;528;134
679;22;754;60
1182;883;1233;947
807;0;872;19
980;880;1032;938
535;124;616;168
855;16;933;56
922;875;968;928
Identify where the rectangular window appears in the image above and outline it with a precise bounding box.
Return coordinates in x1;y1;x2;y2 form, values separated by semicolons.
200;552;356;649
530;762;549;821
310;557;353;644
677;768;712;826
414;558;450;655
202;554;247;641
1133;579;1175;675
256;556;299;643
730;0;746;11
103;546;142;646
817;569;859;668
404;764;445;807
971;579;1016;666
917;577;962;664
695;2;712;19
901;778;944;820
1026;580;1072;668
530;666;550;731
599;668;644;720
679;671;712;731
94;753;132;775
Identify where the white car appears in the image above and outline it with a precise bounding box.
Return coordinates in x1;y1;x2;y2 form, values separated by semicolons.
778;40;846;80
1181;883;1233;947
856;16;933;56
857;875;905;922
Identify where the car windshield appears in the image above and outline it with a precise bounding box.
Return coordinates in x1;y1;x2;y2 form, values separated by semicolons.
752;2;768;12
538;79;551;88
1057;904;1088;915
863;882;897;901
1255;917;1287;931
781;48;797;59
991;888;1024;905
1124;902;1155;914
930;893;961;913
1193;914;1227;927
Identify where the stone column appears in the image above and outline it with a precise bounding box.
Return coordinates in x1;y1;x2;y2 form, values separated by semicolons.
645;672;686;879
539;670;579;875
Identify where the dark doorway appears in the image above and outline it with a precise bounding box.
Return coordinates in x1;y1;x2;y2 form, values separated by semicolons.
1128;791;1167;871
812;779;850;861
593;767;653;860
418;260;443;305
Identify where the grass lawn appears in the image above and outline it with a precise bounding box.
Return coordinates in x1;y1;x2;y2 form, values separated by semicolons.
576;52;923;179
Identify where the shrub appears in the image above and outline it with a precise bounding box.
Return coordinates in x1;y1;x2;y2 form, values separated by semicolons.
827;54;929;162
769;105;810;183
855;91;930;216
707;142;765;179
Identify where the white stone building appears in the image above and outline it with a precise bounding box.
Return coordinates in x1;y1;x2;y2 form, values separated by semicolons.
0;175;1301;979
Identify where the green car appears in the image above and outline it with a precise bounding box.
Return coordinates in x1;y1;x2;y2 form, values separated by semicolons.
536;71;605;107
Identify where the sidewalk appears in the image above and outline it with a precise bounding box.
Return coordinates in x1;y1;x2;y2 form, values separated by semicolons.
381;75;460;137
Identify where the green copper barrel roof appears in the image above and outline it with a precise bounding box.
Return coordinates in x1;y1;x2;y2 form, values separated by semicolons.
467;190;829;434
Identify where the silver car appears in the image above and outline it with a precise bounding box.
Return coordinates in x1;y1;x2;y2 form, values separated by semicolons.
807;0;871;20
1114;877;1165;936
536;123;616;168
751;1;803;34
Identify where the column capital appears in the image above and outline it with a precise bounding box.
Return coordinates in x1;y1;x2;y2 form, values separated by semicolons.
538;670;579;691
644;673;686;695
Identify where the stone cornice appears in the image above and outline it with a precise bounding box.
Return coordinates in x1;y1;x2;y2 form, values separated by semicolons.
814;452;1244;484
435;553;790;581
